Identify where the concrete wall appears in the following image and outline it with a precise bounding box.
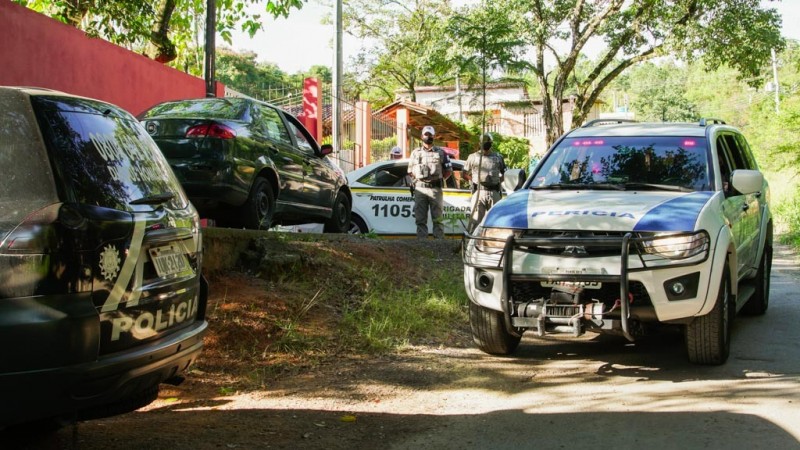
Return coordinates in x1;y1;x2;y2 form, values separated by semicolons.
0;1;222;116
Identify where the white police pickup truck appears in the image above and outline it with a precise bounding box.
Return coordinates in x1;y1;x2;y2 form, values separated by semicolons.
463;119;772;365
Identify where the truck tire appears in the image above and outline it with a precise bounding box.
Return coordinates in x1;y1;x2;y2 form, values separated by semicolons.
685;266;731;365
469;301;521;355
243;177;275;230
324;191;351;233
742;239;772;316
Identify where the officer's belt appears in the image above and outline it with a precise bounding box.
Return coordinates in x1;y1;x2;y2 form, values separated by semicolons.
417;179;443;188
480;183;501;191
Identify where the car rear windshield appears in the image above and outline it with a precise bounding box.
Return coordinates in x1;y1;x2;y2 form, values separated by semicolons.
532;136;711;191
0;90;60;241
31;95;189;211
140;98;247;120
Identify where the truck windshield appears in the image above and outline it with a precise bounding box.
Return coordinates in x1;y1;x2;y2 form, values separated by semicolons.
531;136;711;191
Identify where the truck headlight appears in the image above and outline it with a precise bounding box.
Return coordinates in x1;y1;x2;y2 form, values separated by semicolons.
640;231;709;260
477;227;516;250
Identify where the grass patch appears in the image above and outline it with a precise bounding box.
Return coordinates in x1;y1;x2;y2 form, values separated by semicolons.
340;268;469;351
198;234;471;389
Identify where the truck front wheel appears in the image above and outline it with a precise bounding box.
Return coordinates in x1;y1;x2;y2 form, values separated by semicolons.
685;266;731;365
469;302;521;355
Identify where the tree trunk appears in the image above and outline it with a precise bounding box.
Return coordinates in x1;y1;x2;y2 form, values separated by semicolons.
144;0;177;63
63;0;91;27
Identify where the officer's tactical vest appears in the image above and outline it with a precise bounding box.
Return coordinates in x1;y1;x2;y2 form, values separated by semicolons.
412;147;445;181
473;153;503;186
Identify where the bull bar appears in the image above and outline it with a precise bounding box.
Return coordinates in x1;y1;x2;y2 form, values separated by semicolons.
463;230;711;342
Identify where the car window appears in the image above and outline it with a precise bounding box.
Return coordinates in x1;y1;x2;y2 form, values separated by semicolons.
0;91;60;240
715;136;734;194
534;136;710;190
259;106;293;146
720;134;749;170
140;98;247;120
282;114;317;156
734;134;758;170
31;95;189;211
358;164;410;187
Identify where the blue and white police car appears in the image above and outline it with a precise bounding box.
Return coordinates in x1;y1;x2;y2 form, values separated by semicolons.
463;119;772;365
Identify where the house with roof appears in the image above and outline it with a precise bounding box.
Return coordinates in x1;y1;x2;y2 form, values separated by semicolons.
396;83;602;157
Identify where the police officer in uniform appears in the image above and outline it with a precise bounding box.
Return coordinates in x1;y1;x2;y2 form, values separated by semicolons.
408;125;452;239
464;132;506;232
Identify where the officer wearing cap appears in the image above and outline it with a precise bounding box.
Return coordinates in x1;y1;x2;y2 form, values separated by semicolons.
463;132;506;232
389;146;403;160
408;125;452;239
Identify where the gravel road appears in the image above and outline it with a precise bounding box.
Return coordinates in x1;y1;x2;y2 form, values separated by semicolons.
4;245;799;450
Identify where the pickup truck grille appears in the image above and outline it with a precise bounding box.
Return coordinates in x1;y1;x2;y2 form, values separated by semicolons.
517;230;634;257
510;280;652;307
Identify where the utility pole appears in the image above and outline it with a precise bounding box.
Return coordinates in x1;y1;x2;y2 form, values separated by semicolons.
204;0;216;97
771;48;780;114
332;0;343;154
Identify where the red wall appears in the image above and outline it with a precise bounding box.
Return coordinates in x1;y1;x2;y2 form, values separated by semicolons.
0;0;223;116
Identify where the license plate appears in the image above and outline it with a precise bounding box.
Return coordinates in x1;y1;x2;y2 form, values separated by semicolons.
149;243;192;278
541;281;602;289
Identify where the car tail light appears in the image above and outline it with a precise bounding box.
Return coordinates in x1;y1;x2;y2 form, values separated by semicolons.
186;123;236;139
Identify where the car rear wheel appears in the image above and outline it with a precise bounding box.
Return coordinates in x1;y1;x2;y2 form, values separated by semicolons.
685;266;731;365
743;238;772;315
348;215;368;234
469;301;521;355
243;177;275;230
324;191;351;233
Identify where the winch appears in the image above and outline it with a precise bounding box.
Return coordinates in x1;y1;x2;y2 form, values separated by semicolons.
512;284;606;337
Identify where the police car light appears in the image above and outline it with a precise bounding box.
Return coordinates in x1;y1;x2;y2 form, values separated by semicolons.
572;139;605;146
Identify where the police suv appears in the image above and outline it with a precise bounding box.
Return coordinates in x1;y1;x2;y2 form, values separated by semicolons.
463;119;772;365
0;87;207;427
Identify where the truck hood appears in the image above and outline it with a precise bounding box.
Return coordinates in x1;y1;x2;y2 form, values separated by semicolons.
483;189;716;232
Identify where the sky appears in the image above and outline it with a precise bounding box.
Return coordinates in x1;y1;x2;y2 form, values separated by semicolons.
229;1;800;74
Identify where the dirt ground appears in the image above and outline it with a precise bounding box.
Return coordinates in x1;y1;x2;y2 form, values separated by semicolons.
3;237;800;449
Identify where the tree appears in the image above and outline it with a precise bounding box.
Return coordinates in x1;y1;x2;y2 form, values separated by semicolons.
447;1;530;131
215;48;289;98
456;0;783;146
341;0;453;104
622;61;697;122
15;0;305;70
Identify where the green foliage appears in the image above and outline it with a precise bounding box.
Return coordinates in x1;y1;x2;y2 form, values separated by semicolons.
621;61;697;122
495;136;531;170
447;0;530;125
452;0;784;145
341;0;454;104
775;193;800;248
215;48;292;98
370;136;398;160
